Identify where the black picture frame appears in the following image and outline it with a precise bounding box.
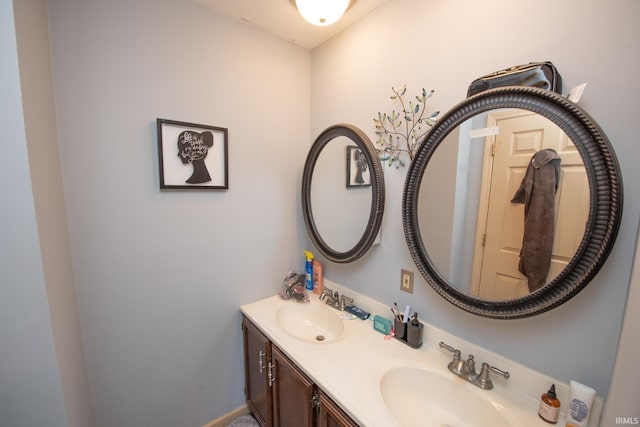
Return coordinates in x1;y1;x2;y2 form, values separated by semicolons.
346;145;371;188
157;118;228;190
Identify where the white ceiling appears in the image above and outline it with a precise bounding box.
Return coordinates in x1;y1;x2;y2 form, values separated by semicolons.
191;0;390;49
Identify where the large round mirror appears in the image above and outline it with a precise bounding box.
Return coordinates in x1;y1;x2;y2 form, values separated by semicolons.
302;124;385;263
403;87;623;318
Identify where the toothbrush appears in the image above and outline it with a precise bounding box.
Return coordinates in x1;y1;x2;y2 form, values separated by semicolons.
393;302;402;321
402;305;411;323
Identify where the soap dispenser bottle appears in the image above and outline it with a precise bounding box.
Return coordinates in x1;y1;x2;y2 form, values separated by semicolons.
538;384;560;423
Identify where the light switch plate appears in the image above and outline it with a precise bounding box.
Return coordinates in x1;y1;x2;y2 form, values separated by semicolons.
400;269;414;294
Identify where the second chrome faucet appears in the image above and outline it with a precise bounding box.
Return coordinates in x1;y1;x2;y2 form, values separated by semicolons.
439;342;510;390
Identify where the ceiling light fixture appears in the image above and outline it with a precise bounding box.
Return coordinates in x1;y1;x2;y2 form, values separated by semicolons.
294;0;350;26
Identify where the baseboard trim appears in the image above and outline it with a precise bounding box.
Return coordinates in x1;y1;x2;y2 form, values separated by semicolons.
202;404;250;427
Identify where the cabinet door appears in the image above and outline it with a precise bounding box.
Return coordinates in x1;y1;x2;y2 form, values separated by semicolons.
317;390;359;427
243;316;272;427
271;345;315;427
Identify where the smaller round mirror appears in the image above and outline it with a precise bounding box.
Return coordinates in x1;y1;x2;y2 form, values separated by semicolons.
302;124;385;263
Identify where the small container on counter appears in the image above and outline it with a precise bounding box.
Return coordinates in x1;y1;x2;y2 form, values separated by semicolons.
564;381;595;427
312;260;323;295
393;318;407;341
406;313;424;348
538;383;560;424
393;312;423;348
304;250;314;291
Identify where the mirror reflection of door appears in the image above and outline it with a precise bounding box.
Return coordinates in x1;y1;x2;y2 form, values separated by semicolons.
470;110;589;299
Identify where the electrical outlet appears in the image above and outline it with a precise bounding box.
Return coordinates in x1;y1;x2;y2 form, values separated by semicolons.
400;269;414;294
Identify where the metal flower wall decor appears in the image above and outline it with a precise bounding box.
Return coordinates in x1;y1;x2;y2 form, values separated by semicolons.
374;85;440;168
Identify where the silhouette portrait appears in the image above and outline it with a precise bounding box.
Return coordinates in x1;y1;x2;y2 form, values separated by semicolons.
177;130;214;184
346;145;370;188
157;118;229;190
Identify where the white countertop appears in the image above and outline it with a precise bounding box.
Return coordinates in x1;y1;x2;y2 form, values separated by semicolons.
240;280;602;426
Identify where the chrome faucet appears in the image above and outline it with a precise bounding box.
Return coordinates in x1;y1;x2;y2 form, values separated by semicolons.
439;342;509;390
319;287;352;311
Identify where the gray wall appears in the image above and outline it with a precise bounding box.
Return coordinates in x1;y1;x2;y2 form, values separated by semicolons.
602;217;640;424
46;0;310;425
12;0;95;425
311;0;640;398
0;0;68;425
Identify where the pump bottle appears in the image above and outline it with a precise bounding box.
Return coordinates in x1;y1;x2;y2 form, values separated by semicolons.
538;383;561;423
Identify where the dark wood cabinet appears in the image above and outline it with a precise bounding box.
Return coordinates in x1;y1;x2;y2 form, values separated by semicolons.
317;390;359;427
242;315;359;427
271;345;315;427
243;317;272;426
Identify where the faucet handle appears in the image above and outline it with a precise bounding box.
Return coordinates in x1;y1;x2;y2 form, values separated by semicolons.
489;364;510;379
439;341;457;354
320;286;334;300
439;342;461;363
339;295;353;309
472;362;510;389
439;342;466;375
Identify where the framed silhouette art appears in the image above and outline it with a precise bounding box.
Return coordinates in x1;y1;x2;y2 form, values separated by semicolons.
346;145;371;188
157;118;228;190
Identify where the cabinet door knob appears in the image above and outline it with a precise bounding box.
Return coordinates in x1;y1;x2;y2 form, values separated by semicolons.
258;350;266;374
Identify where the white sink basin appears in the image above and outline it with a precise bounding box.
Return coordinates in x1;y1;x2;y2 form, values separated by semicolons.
276;302;345;343
380;367;524;427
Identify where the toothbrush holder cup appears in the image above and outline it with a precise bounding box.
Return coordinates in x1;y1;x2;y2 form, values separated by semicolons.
394;318;423;349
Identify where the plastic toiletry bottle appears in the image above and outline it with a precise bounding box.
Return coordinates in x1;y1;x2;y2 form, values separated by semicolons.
564;381;595;427
304;250;314;291
538;384;560;424
312;259;323;295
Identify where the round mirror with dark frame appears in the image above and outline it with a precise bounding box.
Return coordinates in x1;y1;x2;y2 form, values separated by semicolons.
302;123;385;263
402;86;623;319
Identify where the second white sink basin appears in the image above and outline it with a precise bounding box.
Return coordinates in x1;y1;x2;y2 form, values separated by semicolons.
276;301;345;343
380;367;524;427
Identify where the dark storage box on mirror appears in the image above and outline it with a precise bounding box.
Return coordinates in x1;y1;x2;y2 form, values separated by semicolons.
467;62;562;97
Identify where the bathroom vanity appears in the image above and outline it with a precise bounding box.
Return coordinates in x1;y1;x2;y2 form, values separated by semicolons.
240;281;601;426
243;316;358;426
